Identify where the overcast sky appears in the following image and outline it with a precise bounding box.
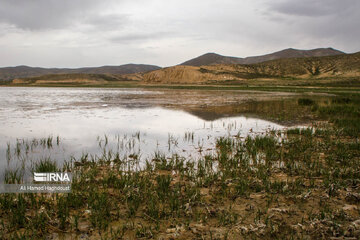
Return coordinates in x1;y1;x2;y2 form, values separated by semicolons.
0;0;359;68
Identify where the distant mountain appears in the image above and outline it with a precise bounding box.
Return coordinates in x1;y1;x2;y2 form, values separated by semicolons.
180;48;345;66
0;47;349;84
0;64;161;81
180;53;244;66
144;51;360;84
241;48;345;64
11;51;360;86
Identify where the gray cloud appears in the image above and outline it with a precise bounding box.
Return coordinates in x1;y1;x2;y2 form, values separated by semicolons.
0;0;118;30
110;32;174;44
83;14;129;30
0;0;358;67
263;0;360;54
268;0;359;17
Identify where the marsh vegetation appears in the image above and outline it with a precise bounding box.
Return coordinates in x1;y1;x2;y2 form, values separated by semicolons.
0;89;359;239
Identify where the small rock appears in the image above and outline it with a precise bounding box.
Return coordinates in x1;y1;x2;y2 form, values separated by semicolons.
239;226;249;234
191;228;197;234
346;192;360;203
269;208;289;214
346;219;360;237
166;225;185;237
184;203;192;215
190;223;206;234
343;204;358;211
166;228;176;234
245;204;254;211
200;188;209;195
302;190;312;199
352;219;360;229
320;193;330;199
83;209;91;218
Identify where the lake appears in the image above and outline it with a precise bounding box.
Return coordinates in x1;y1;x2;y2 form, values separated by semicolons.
0;87;306;180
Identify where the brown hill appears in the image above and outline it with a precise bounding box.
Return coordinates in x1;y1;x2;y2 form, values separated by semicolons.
181;53;244;66
180;48;344;66
144;52;360;84
142;66;214;84
0;64;161;82
241;47;344;64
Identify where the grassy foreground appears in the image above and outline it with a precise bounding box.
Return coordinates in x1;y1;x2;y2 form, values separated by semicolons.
0;95;360;239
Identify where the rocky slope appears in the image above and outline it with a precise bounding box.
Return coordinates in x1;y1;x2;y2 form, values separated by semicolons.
144;52;360;84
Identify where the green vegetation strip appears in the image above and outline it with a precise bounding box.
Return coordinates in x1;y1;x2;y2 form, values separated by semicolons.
5;82;360;95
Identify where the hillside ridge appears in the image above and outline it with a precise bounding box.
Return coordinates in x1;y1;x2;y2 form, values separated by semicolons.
181;48;344;67
0;64;161;82
144;51;360;84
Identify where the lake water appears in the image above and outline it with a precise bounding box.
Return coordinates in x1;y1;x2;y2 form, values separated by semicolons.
0;87;297;180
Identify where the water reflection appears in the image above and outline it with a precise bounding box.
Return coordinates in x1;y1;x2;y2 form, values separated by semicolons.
0;87;306;181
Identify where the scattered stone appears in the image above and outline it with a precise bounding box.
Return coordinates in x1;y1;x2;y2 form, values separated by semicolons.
297;190;312;200
351;219;360;230
166;225;185;237
291;223;305;231
205;206;216;216
166;228;176;234
346;192;360;203
249;223;266;235
238;226;249;234
79;233;90;239
245;204;254;211
190;223;207;235
78;221;90;232
200;188;209;195
342;204;358;211
321;193;330;199
345;219;360;238
184;203;192;215
83;209;91;218
269;208;289;214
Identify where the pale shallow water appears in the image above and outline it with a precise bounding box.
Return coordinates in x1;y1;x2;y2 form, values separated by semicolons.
0;87;291;180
